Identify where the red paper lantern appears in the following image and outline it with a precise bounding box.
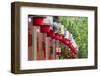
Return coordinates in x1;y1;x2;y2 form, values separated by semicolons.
47;30;55;39
40;25;51;33
33;17;44;25
55;33;60;40
65;39;70;45
62;37;66;44
59;34;63;41
47;29;53;37
69;44;77;54
50;31;55;39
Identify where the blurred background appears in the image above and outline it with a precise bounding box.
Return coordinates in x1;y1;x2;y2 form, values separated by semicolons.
60;16;88;58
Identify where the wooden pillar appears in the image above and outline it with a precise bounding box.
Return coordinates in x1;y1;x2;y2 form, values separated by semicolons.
32;26;37;60
45;34;48;60
56;40;59;59
52;39;56;59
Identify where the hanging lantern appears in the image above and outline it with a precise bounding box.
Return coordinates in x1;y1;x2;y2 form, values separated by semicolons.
51;31;56;39
40;25;51;33
33;17;45;25
55;33;60;40
69;44;77;54
61;36;66;43
47;29;52;37
33;16;53;26
59;34;63;41
64;39;70;45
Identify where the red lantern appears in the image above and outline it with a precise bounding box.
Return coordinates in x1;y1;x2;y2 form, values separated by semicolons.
69;44;77;54
55;33;60;40
51;31;55;39
59;34;63;41
62;37;66;44
65;39;70;45
47;29;53;37
40;25;51;33
33;17;44;25
47;30;55;39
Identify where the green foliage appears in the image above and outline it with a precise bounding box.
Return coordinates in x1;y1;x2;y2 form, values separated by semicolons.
59;16;88;58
